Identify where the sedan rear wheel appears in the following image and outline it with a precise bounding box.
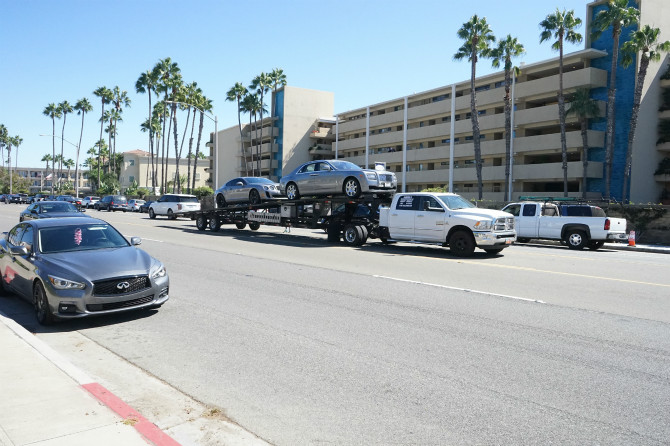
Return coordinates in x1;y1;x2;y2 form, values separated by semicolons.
167;209;176;220
34;282;54;325
286;183;300;200
343;178;361;198
216;194;226;209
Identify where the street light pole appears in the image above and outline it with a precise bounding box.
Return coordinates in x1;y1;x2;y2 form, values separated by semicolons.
165;101;218;190
40;134;80;197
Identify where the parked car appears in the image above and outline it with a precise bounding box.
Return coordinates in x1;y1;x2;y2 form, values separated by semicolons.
139;200;154;213
19;201;87;222
18;193;29;203
149;194;200;220
214;177;283;208
56;195;82;206
95;195;128;212
6;194;23;204
31;193;48;203
0;217;169;324
279;160;397;200
127;199;146;212
81;196;100;209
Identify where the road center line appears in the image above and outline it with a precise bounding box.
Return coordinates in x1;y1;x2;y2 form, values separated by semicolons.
373;275;546;304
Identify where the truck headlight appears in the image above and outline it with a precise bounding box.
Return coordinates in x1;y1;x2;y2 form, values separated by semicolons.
49;275;85;290
473;220;493;231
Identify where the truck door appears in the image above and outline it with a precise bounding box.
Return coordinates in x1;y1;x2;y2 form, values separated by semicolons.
520;203;540;237
389;194;418;238
414;196;447;241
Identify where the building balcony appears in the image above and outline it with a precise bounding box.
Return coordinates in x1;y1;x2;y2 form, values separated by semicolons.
657;142;670;152
513;160;603;180
654;173;670;183
659;78;670;88
369;109;405;128
246;158;278;172
337;136;367;151
659;110;670;119
516;67;608;100
405;169;450;183
245;143;273;157
309;144;334;156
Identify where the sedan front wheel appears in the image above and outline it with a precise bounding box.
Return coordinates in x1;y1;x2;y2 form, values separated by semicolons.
34;281;54;325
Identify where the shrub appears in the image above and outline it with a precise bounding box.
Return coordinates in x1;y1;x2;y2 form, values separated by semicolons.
192;186;214;200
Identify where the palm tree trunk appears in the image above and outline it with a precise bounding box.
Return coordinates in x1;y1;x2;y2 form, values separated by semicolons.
192;111;205;192
503;66;512;201
249;114;254;177
161;94;168;194
178;107;191;193
558;37;568;197
60;115;66;188
148;90;154;190
469;44;483;200
171;103;179;193
76;112;85;197
580;118;589;199
52;118;56;194
187;109;196;192
622;54;649;202
237;98;248;176
98;102;105;189
258;92;264;175
605;25;622;200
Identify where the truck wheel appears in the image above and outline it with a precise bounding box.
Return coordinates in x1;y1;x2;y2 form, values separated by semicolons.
209;217;222;231
565;230;587;250
343;178;361;198
343;224;364;246
588;240;605;250
196;215;208;231
449;230;475;257
358;225;369;244
235;222;246;230
216;194;227;208
286;183;300;200
327;222;341;243
249;222;261;231
149;208;156;219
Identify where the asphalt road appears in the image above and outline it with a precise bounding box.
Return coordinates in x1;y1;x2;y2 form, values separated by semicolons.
1;204;669;445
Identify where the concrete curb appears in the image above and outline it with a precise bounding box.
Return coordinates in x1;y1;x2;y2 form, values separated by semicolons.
0;311;182;446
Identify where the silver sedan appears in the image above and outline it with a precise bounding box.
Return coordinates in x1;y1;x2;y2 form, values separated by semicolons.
0;217;169;325
280;160;397;199
215;177;283;208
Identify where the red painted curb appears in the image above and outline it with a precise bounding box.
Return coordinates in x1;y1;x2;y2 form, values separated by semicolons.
82;382;181;446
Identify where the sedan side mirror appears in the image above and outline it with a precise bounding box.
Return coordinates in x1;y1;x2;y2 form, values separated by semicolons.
130;237;142;246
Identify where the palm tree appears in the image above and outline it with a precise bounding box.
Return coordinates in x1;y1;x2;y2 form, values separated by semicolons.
74;98;93;197
249;73;271;176
184;84;203;192
43;103;62;194
93;87;113;189
540;8;583;197
591;0;640;199
57;100;73;182
41;154;53;190
12;135;23;171
192;96;213;192
63;158;75;188
136;69;159;189
269;68;287;171
110;87;131;174
7;135;21;193
226;82;249;176
153;58;181;193
566;88;601;198
0;125;7;169
454;15;496;200
490;35;524;201
240;93;257;176
620;25;670;202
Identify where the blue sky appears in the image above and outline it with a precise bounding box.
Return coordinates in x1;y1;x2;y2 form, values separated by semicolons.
1;0;590;169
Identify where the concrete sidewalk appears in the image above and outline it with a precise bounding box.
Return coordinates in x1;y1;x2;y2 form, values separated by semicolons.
0;313;176;446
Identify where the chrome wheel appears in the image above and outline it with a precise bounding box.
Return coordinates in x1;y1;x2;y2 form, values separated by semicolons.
34;282;54;325
286;183;300;200
249;189;261;205
343;178;361;198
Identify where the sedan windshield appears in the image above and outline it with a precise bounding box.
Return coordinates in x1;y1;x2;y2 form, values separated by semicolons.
329;160;361;171
438;195;476;210
39;224;129;253
40;203;79;213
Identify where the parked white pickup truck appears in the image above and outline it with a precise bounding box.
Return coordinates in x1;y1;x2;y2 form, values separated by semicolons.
377;192;516;256
501;201;627;250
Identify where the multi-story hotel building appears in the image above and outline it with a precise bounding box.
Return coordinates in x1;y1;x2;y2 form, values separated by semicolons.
211;0;669;203
119;150;211;193
14;166;93;194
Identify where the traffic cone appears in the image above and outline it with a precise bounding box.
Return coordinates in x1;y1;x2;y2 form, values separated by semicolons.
628;231;636;247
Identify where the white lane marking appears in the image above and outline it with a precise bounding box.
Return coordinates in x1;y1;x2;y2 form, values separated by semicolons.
373;275;546;304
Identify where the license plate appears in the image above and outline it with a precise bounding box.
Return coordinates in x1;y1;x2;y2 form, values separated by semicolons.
506;239;513;244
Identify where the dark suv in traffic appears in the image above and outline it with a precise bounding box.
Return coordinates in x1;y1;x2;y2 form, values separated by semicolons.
95;195;128;212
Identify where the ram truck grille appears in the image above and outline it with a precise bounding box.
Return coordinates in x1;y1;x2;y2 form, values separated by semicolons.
494;217;515;231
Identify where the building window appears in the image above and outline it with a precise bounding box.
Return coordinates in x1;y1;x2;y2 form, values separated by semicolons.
129;159;135;166
129;176;135;183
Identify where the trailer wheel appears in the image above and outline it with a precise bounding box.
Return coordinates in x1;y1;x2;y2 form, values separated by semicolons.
285;183;300;200
327;222;341;243
449;230;475;257
209;217;222;231
565;230;587;250
249;222;261;231
343;224;365;246
216;194;226;208
235;222;246;230
249;189;261;205
343;177;361;198
196;215;208;231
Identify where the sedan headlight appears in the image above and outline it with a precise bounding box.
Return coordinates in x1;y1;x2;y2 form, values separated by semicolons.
366;173;377;181
49;275;85;290
473;220;493;231
151;265;167;279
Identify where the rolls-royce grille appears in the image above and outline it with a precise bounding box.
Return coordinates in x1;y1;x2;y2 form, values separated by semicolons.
379;174;393;182
86;295;154;312
93;276;150;296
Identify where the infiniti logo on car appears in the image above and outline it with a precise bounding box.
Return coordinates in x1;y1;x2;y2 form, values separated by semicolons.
116;281;130;290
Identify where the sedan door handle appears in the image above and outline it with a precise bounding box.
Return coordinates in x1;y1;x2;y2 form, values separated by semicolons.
310;174;318;176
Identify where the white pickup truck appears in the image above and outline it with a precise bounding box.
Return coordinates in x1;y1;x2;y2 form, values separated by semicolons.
501;201;627;250
376;192;516;256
